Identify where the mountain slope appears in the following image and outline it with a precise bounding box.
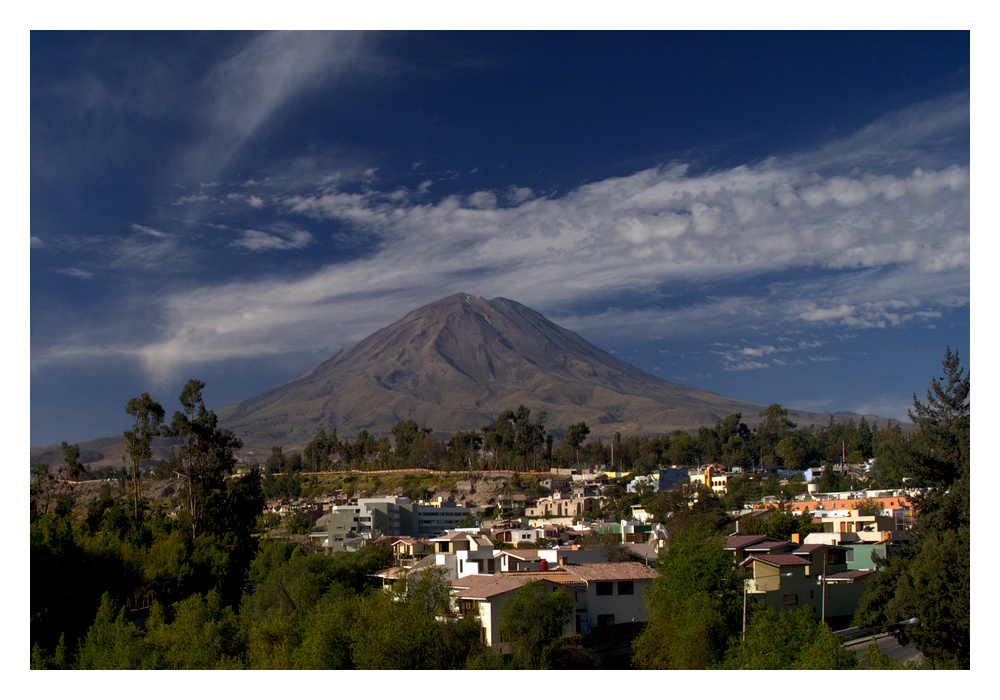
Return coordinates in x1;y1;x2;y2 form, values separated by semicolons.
215;293;836;450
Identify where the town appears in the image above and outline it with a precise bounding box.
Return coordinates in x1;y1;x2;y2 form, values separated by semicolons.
30;350;968;670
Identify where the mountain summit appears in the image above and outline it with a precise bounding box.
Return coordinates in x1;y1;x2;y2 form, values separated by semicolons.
217;293;826;449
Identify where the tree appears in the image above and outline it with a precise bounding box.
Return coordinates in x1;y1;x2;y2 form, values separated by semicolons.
564;422;590;468
906;347;970;535
448;430;483;472
76;592;145;669
123;392;165;525
852;349;970;669
882;527;970;668
723;606;857;669
59;441;85;481
755;404;795;466
168;380;243;538
632;526;744;669
496;580;574;669
31;462;53;516
392;419;432;464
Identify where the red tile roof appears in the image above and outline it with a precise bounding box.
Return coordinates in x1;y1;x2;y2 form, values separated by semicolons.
451;573;581;600
561;562;658;582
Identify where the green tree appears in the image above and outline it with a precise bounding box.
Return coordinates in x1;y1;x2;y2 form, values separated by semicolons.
76;592;145;669
496;580;574;669
564;422;590;468
168;380;243;538
723;606;857;669
123;392;165;525
60;441;86;481
882;527;970;668
31;462;53;516
852;349;970;669
755;404;795;466
143;590;245;669
632;526;743;669
392;419;432;464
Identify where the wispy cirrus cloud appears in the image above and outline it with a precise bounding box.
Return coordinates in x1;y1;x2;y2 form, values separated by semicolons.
34;91;969;385
231;225;315;252
182;31;371;180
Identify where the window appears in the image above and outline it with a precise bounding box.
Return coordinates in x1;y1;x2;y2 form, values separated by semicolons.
597;614;615;627
783;594;798;606
596;581;613;596
618;581;634;595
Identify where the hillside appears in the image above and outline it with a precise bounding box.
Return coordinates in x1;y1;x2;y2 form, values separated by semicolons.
32;293;897;466
216;293;844;452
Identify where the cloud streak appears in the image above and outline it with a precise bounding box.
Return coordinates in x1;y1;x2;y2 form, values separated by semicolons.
33;90;969;388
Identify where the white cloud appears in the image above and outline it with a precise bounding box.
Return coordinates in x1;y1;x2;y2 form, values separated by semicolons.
231;226;315;252
38;92;969;381
184;32;370;178
55;267;93;279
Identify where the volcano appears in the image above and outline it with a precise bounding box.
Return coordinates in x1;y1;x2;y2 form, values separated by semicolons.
215;293;835;450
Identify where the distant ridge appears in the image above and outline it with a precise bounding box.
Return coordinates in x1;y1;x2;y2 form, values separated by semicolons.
213;294;852;451
31;294;902;465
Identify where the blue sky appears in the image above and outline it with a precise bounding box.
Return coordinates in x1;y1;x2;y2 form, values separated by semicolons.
29;29;971;448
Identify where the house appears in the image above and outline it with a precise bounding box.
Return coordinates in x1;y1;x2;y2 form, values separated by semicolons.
390;536;431;567
626;468;689;495
560;562;659;632
525;495;600;519
428;531;499;578
724;534;798;563
688;464;743;495
450;572;583;648
450;560;659;648
739;541;874;626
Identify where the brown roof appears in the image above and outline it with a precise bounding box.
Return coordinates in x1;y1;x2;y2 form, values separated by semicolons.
740;554;813;568
747;540;796;552
502;550;542;560
561;562;658;582
451;573;581;600
825;569;876;581
793;544;848;554
725;535;784;550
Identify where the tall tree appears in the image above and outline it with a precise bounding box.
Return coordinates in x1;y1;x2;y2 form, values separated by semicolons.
59;441;85;481
564;422;590;468
755;404;795;466
123;392;165;525
168;380;243;538
852;348;970;669
632;525;743;669
392;419;432;464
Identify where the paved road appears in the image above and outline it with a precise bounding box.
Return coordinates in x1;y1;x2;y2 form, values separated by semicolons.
844;633;923;666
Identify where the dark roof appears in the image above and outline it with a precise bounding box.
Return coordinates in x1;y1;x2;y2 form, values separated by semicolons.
725;535;786;551
740;554;813;568
824;569;876;581
746;540;796;552
794;543;848;554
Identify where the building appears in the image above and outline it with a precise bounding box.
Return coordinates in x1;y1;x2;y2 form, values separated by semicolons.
739;542;874;626
327;496;471;551
450;561;659;649
626;468;689;495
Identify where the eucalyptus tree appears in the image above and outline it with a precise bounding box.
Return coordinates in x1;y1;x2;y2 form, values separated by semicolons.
168;380;242;538
123;392;165;525
59;441;85;481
